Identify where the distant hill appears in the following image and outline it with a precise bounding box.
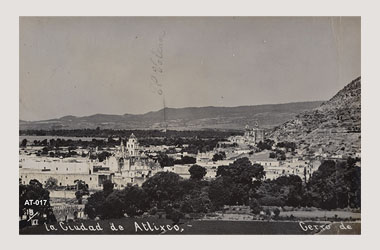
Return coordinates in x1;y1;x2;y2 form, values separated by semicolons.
19;101;323;131
270;77;361;156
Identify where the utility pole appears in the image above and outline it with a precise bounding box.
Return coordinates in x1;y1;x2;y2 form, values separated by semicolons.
163;95;167;133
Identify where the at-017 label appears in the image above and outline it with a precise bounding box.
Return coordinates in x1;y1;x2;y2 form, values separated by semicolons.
24;199;48;206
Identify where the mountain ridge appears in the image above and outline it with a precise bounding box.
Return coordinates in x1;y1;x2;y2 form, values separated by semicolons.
19;101;323;131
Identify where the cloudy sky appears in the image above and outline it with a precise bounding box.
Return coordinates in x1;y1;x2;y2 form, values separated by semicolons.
20;17;360;121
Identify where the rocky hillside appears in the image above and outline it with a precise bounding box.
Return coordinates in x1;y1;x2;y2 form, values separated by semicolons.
270;77;361;157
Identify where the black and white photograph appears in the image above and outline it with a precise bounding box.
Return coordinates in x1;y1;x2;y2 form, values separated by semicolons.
18;16;361;235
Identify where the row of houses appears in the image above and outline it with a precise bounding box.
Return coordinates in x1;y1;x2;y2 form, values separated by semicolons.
20;132;324;192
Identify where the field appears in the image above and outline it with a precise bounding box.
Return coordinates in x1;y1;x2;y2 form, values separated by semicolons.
20;217;361;235
280;210;361;219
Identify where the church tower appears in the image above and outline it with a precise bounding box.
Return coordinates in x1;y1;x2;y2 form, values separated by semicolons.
126;133;139;156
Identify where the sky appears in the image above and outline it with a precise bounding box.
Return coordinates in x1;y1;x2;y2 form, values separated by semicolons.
19;17;360;121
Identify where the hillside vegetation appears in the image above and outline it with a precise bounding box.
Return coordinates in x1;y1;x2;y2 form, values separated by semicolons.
270;77;361;157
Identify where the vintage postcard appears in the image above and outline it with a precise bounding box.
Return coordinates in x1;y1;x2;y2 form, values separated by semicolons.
19;16;361;235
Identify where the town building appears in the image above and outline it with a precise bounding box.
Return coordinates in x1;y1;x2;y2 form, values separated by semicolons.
19;168;109;189
19;133;160;189
227;124;265;147
163;165;192;179
243;124;265;144
104;133;160;188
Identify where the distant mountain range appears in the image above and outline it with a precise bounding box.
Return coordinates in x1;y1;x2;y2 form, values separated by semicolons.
270;76;361;156
19;101;323;131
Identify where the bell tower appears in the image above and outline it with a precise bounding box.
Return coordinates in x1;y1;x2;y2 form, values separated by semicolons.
126;133;139;156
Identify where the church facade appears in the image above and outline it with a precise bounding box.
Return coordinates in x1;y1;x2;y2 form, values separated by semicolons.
244;124;265;144
103;133;160;188
228;124;265;147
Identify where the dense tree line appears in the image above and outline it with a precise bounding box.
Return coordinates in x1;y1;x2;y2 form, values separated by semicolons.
85;181;150;219
251;159;361;210
211;158;265;207
19;156;360;226
173;156;196;165
89;151;112;162
212;152;226;162
256;139;275;151
20;129;242;140
303;159;361;209
276;141;297;152
85;172;211;222
29;138;117;149
156;153;175;167
84;158;266;220
253;175;303;207
25;137;225;155
84;157;360;221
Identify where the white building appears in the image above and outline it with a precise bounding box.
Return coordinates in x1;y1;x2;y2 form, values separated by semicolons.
19;156;93;174
163;165;192;179
105;133;160;188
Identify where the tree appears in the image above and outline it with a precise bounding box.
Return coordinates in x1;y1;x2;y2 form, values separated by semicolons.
85;185;150;219
209;176;232;209
102;190;126;218
273;208;281;218
276;175;303;207
212;152;226;162
304;160;361;209
102;179;114;197
20;139;28;148
256;139;274;151
180;184;211;214
249;198;262;215
121;185;150;217
253;175;303;207
275;149;286;160
217;158;265;189
74;179;89;193
97;151;112;162
41;147;49;155
157;153;175;167
45;177;58;189
142;172;183;208
74;180;89;204
19;180;56;228
41;139;48;146
85;191;106;219
277;141;297;152
75;190;84;204
213;158;266;206
181;156;196;164
174;156;196;165
189;165;207;180
168;208;183;225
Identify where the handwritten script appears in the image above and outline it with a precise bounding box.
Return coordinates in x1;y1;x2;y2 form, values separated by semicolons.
150;31;166;96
